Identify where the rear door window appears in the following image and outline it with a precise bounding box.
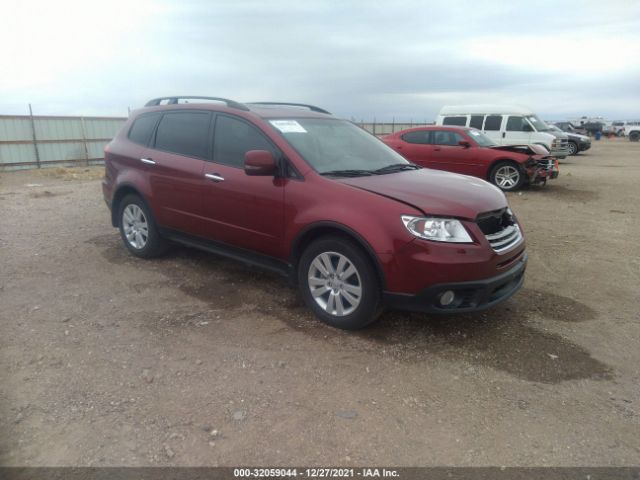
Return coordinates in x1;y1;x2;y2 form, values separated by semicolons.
469;115;484;130
484;115;503;131
401;131;431;144
213;115;276;168
433;131;465;146
443;116;467;126
154;111;212;159
128;113;161;146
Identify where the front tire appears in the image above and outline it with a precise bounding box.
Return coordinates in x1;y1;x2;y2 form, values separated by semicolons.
298;236;382;330
567;141;578;155
118;194;168;258
489;161;525;192
630;132;640;142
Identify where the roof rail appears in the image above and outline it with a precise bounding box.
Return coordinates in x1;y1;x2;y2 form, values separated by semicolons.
144;96;250;111
246;102;331;115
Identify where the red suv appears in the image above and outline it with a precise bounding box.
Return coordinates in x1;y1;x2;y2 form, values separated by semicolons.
103;97;527;329
382;126;559;191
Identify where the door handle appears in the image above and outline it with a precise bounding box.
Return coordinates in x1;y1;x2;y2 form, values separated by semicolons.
502;132;506;138
434;147;441;151
205;173;225;182
140;158;156;165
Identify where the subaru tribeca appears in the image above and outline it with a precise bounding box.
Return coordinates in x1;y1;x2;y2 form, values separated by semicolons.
102;97;527;330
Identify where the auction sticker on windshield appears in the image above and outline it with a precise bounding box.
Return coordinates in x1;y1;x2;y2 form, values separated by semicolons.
270;120;307;133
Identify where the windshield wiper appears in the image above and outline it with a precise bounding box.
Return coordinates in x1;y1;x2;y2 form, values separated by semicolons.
320;169;375;177
373;163;422;174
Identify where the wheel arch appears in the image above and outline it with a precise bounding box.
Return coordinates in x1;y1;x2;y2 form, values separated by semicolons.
289;222;386;289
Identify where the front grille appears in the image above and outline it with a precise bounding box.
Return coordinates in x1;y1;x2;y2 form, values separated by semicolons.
476;208;523;252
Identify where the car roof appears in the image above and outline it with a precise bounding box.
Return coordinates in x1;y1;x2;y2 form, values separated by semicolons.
133;98;333;120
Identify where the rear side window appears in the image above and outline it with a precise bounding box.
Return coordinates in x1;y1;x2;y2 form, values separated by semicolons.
470;115;484;130
128;113;161;146
433;131;465;146
401;131;431;144
213;115;275;168
506;116;527;131
484;115;502;131
443;116;467;126
154;112;211;159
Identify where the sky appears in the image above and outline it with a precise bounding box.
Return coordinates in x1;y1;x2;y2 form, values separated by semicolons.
1;0;639;121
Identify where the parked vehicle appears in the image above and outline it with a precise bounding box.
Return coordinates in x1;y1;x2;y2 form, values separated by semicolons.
626;124;640;142
102;96;527;330
435;105;570;158
554;121;588;136
549;124;591;155
382;126;558;191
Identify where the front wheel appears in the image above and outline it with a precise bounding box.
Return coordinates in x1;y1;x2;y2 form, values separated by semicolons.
567;141;578;155
630;132;640;142
298;236;382;330
489;161;525;192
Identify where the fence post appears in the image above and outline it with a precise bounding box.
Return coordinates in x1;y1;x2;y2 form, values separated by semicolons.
80;116;90;166
373;118;376;136
392;117;395;133
28;104;41;169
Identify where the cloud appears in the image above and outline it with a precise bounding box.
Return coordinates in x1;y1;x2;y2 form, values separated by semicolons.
1;0;638;120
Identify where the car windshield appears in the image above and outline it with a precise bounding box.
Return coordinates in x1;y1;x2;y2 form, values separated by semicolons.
466;129;496;147
526;115;550;132
268;118;410;176
548;125;561;132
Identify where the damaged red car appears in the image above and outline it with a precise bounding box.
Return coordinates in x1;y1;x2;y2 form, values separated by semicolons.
382;126;559;191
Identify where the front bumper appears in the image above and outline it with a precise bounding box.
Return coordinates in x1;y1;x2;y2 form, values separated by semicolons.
550;146;570;158
527;158;559;184
384;253;527;313
579;141;591;152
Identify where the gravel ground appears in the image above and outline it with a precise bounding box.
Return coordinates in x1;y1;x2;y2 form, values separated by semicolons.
0;139;639;466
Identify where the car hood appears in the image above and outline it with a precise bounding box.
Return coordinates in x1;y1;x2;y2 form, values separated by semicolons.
336;169;507;220
490;144;549;155
567;132;590;141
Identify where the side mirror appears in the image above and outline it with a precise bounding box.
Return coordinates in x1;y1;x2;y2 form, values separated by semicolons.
522;124;533;132
244;150;276;176
458;140;471;148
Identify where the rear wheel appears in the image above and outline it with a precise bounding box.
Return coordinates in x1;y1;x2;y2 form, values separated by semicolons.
118;194;169;258
489;161;525;192
567;141;578;155
298;236;382;330
630;132;640;142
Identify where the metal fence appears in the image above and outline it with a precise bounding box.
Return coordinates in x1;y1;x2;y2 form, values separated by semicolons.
0;112;433;171
0;113;127;171
356;121;434;137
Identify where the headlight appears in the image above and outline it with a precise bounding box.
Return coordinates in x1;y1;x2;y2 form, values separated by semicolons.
401;216;473;243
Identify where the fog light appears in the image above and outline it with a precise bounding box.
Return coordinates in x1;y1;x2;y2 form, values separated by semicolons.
439;290;455;306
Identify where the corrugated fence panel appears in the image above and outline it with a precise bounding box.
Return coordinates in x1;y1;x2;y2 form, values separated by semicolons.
0;115;127;170
84;118;126;139
0;117;34;142
0;143;37;166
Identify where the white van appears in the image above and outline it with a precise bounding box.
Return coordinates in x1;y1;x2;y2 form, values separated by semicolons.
435;105;570;158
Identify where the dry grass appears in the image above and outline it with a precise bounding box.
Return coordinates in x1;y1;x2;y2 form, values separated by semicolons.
35;166;104;181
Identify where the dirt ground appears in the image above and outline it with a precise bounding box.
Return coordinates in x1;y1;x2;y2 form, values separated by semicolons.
1;139;639;467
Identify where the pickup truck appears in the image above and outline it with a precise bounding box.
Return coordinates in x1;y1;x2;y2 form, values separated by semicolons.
627;125;640;142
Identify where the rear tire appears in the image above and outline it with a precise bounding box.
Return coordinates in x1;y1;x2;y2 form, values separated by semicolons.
489;161;525;192
630;132;640;142
567;141;578;155
118;194;169;258
298;236;382;330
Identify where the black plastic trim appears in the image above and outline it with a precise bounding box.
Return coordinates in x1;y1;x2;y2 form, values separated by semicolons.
383;253;527;314
158;228;292;278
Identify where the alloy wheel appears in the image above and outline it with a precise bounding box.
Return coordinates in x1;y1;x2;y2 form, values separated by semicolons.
495;165;521;189
307;251;362;316
122;204;149;249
